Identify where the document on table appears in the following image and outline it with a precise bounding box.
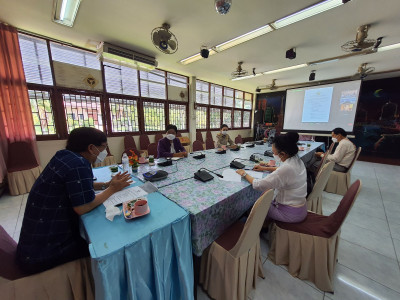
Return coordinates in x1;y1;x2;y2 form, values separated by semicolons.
103;186;148;208
220;169;242;182
246;170;264;179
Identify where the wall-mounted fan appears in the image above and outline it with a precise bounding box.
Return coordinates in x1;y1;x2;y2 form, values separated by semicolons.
151;23;178;54
353;63;375;79
256;79;278;92
231;61;248;79
341;25;377;52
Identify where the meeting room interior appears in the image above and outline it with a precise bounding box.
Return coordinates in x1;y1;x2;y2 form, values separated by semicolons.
1;0;400;299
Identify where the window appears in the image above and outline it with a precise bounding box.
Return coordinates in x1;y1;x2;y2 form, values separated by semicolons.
50;42;100;69
104;62;139;96
210;108;221;129
167;73;187;88
140;70;166;99
223;109;232;128
233;110;242;128
143;101;165;131
244;92;252;110
243;111;251;127
62;93;103;133
169;104;187;130
18;34;53;85
196;106;207;129
210;84;222;106
223;88;234;107
109;97;139;132
29;90;56;135
196;80;209;104
235;91;244;108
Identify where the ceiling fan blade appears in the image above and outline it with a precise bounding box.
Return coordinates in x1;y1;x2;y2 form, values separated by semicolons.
152;31;161;46
159;29;171;42
168;40;177;51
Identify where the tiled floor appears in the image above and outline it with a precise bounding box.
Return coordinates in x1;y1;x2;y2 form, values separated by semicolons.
1;161;400;299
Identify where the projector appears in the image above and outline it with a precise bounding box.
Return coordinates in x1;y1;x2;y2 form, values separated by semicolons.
200;48;209;58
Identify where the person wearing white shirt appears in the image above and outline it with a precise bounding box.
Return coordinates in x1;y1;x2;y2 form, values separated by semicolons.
237;134;307;223
314;128;356;173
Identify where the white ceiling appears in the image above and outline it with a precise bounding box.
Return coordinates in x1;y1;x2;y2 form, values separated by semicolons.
1;0;400;93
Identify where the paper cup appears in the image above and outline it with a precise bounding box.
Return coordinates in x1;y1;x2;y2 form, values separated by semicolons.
134;199;148;216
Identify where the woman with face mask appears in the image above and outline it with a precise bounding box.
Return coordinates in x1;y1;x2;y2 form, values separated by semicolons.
216;124;237;149
17;127;133;274
157;124;188;158
236;134;307;223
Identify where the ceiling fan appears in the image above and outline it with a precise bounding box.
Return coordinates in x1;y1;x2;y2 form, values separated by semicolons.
353;63;375;79
151;23;178;54
231;61;249;79
256;79;278;92
341;25;379;52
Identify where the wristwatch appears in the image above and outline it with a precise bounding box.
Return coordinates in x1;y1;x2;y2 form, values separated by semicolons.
320;154;325;158
101;183;107;190
241;172;247;177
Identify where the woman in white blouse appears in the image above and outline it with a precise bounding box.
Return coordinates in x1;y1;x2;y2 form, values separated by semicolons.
236;134;307;223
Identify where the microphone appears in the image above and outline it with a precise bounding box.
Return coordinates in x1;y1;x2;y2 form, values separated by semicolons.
250;153;266;162
230;158;246;169
190;151;206;159
199;168;223;178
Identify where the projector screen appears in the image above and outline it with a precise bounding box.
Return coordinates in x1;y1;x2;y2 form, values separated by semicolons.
283;80;361;133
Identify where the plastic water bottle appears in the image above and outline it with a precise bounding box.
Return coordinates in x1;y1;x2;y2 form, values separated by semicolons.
122;153;131;174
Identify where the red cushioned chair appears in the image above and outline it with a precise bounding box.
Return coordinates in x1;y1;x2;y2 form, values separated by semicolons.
192;140;204;152
205;138;215;150
7;141;42;195
268;180;362;292
0;225;26;281
123;135;137;150
206;131;213;141
155;133;164;145
147;143;158;157
234;135;243;144
139;134;150;151
196;131;204;144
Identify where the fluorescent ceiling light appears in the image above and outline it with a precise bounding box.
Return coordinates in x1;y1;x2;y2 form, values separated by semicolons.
53;0;82;27
272;0;343;29
231;73;263;81
308;58;339;66
377;42;400;52
262;64;308;75
180;49;216;65
214;25;273;52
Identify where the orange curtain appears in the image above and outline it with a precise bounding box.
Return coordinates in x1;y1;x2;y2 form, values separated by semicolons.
0;23;40;183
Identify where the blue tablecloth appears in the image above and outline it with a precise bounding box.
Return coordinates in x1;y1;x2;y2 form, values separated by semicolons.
81;167;194;300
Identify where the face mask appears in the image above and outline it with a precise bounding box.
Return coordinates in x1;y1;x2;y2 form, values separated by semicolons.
222;131;227;136
166;134;175;140
332;137;338;143
273;154;281;163
95;147;107;163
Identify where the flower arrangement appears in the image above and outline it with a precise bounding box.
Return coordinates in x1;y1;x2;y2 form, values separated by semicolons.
129;150;139;170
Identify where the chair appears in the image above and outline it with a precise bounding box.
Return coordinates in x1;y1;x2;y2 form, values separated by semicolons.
324;147;362;195
299;135;314;141
176;132;182;137
206;131;213;141
139;134;150;151
147;143;158;157
307;162;334;214
155;133;164;145
123;135;137;150
192;140;203;152
205;138;215;150
196;131;204;144
314;143;335;179
235;135;243;144
7;141;42;196
92;146;116;168
0;226;94;299
200;190;274;300
268;180;362;292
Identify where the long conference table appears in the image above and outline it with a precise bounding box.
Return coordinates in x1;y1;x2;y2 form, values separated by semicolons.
82;141;323;300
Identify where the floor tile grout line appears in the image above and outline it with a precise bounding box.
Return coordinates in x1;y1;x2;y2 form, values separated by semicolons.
337;262;400;295
375;166;400;269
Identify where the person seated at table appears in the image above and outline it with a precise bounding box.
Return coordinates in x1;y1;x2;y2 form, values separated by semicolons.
16;127;132;274
236;134;307;223
216;124;237;149
157;124;188;158
254;132;300;173
312;127;356;173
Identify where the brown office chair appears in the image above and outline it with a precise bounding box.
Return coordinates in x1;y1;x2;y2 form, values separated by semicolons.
155;133;164;145
234;135;243;144
205;138;215;150
206;131;213;141
192;140;204;152
139;134;151;151
147;143;158;157
200;190;274;300
196;131;204;144
269;180;362;292
7;141;42;195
